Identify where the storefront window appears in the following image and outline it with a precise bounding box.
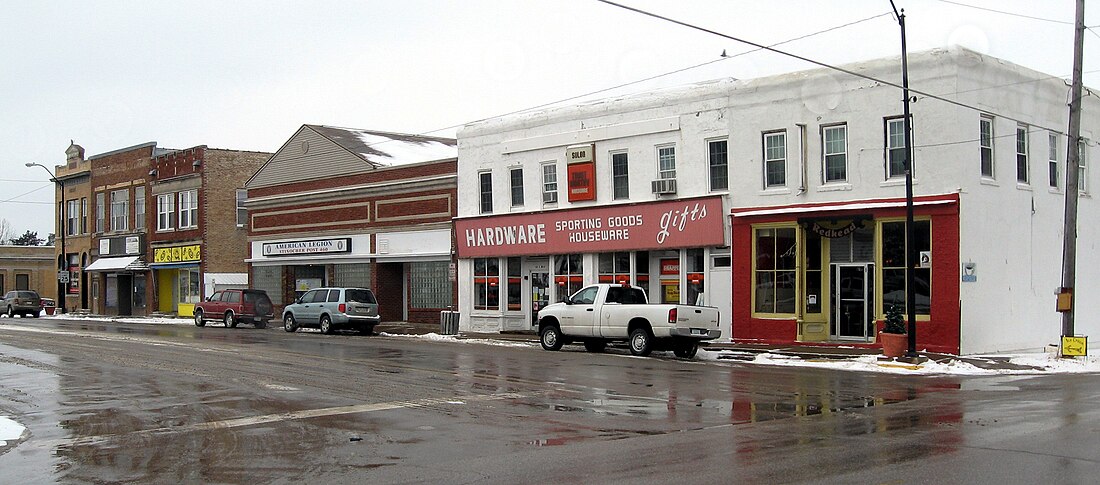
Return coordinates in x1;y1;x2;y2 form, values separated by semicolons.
635;251;649;290
754;227;797;314
474;257;499;310
253;266;284;305
598;252;631;284
177;268;200;304
410;262;450;309
333;263;371;288
507;257;521;311
554;254;583;302
133;274;146;309
881;220;931;315
686;248;705;306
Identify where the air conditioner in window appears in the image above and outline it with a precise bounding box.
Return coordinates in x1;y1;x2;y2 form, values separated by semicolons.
651;178;677;194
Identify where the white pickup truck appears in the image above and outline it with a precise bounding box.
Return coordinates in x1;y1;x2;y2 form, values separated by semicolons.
536;283;721;358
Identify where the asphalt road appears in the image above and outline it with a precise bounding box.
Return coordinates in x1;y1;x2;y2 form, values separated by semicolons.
1;317;1099;484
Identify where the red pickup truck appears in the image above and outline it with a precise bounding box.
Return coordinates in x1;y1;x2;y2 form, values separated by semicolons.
194;289;274;328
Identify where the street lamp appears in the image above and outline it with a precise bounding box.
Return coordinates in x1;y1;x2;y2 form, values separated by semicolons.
25;162;67;314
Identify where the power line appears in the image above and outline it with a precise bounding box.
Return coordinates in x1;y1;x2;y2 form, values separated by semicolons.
391;11;892;141
0;183;52;205
929;0;1073;25
594;0;1079;138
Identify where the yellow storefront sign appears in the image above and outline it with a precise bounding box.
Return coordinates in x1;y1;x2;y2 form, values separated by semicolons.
154;244;202;263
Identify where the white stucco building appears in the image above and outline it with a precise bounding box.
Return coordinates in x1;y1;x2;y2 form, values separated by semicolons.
455;47;1097;355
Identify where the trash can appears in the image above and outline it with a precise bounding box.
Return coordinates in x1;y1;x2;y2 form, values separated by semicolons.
440;310;459;335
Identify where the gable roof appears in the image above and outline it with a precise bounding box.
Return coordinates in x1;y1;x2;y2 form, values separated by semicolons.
245;124;457;189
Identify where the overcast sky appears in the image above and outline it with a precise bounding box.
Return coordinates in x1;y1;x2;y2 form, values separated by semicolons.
1;0;1095;240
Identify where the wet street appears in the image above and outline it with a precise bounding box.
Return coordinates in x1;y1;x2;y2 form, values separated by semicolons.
1;317;1099;484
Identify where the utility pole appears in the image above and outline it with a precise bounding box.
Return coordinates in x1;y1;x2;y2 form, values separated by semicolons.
26;162;68;314
1060;0;1085;349
889;1;918;357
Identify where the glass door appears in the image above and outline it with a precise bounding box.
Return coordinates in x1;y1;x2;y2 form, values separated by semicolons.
832;263;874;340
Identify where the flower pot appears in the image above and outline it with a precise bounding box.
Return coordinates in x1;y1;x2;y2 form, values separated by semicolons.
879;331;908;358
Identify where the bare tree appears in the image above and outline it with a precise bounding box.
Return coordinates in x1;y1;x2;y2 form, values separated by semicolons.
0;219;12;245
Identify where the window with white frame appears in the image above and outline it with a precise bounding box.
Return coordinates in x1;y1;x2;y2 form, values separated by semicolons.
157;193;175;231
134;186;145;231
980;115;995;178
509;167;524;207
66;199;79;236
1016;125;1029;184
763;131;786;188
95;192;105;233
823;124;847;183
657;145;676;179
612;151;629;199
886;117;907;179
708;139;728;191
236;189;247;227
1049;133;1059;188
110;189;128;232
479;171;493;214
541;162;558;205
1078;141;1088;193
178;189;198;228
473;257;499;310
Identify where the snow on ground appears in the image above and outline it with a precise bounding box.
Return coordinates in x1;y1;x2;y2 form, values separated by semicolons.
0;416;25;446
17;315;1100;375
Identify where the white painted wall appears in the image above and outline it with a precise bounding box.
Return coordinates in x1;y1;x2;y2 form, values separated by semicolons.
458;47;1098;353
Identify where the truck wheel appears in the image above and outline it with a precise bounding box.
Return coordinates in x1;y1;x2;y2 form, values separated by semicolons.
194;310;206;327
629;328;653;356
673;341;699;359
283;314;298;332
320;315;334;335
583;339;606;353
540;325;564;351
224;311;237;328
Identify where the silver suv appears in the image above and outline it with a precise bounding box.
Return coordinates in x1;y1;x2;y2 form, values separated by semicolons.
3;290;42;318
282;287;380;335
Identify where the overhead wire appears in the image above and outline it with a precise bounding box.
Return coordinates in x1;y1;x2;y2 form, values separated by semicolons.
928;0;1074;25
594;0;1084;138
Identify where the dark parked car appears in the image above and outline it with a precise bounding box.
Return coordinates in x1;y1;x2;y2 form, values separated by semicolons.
194;289;274;328
3;290;42;318
282;287;380;335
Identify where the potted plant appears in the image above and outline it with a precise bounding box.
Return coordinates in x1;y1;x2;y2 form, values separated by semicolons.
880;303;907;358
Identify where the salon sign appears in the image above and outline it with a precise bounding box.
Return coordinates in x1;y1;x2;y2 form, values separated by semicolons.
456;196;724;258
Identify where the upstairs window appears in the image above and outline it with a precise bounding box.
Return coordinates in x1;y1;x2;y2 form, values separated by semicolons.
157;193;175;231
541;162;558;205
509;167;524;207
763;131;786;188
110;189;128;232
95;192;105;233
885;117;907;179
980;115;995;178
134;186;145;231
657;145;676;180
1078;141;1089;193
708;139;728;191
236;189;247;227
612;151;629;200
1016;125;1029;184
66;200;79;236
1048;133;1059;188
479;171;493;214
823;125;847;183
178;189;198;229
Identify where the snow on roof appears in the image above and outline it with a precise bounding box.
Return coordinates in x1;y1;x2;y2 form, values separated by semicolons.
311;125;457;167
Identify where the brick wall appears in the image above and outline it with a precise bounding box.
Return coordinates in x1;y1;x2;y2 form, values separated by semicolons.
374;262;404;322
201;149;272;274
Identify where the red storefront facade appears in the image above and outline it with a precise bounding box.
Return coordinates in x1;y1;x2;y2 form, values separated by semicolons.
730;193;961;354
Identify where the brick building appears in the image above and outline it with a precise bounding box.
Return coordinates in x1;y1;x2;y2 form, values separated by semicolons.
244;125;457;324
0;245;56;303
82;142;160;316
52;142;94;311
148;146;271;317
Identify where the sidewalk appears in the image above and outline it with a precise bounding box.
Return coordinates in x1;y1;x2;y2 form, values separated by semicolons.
376;321;1046;372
